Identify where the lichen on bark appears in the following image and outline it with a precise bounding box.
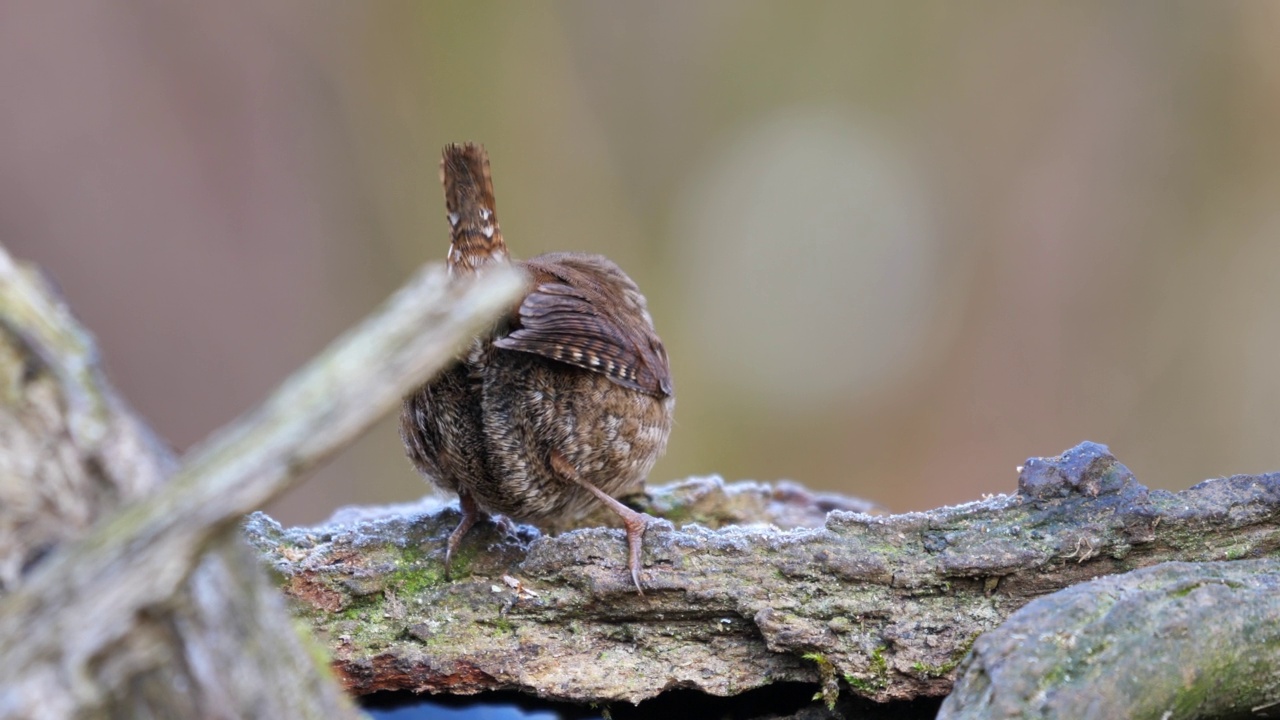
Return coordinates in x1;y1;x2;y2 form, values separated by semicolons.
249;442;1280;707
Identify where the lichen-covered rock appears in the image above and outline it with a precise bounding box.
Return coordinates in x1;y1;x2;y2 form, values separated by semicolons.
940;558;1280;719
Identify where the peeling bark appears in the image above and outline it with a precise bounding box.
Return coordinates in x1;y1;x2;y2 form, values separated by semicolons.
250;442;1280;706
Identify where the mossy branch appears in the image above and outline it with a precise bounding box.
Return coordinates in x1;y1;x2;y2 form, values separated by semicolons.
250;442;1280;710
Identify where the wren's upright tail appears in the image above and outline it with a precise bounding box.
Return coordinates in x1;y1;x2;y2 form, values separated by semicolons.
441;142;509;275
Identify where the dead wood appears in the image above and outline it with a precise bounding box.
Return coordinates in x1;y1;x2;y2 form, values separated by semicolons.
250;441;1280;707
0;247;522;719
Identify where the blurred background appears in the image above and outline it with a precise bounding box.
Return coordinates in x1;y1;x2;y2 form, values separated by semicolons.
5;1;1280;526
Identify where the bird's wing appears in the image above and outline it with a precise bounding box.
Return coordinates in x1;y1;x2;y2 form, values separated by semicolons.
494;281;672;397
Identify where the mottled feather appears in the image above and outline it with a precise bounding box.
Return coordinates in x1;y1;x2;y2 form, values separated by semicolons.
441;142;508;274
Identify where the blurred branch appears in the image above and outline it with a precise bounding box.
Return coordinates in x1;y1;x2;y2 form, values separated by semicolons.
938;557;1280;719
249;443;1280;710
0;253;175;591
0;245;523;718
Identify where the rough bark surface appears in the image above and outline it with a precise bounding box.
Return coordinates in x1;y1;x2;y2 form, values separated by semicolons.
0;246;523;719
249;442;1280;706
0;251;359;720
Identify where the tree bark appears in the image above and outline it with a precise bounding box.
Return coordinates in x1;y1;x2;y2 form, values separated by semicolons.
249;442;1280;709
0;247;523;719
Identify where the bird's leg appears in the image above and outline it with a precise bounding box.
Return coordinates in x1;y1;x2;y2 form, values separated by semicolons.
552;451;652;594
445;491;482;579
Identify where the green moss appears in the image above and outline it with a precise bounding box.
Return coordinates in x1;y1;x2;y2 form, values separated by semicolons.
803;653;839;710
397;541;428;564
339;594;382;622
493;616;515;635
912;634;977;677
843;677;871;694
843;646;890;695
1038;657;1070;689
1222;543;1249;561
658;504;691;525
324;591;402;651
390;535;480;585
389;564;445;596
869;646;888;675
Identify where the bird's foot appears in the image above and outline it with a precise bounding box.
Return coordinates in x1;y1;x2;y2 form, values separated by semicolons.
444;492;482;580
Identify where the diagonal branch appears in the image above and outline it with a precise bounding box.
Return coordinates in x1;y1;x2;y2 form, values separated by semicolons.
0;254;523;715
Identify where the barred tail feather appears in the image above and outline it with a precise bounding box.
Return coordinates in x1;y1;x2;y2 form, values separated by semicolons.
441;142;508;274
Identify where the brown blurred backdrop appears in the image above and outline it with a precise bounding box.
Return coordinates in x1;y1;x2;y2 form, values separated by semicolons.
5;1;1280;525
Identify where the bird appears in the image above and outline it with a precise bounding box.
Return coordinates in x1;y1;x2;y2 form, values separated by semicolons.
400;142;674;592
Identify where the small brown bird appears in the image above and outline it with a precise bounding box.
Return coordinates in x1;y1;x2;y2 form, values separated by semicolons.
400;143;674;592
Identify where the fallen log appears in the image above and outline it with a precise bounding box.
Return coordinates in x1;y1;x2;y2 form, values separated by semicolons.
250;441;1280;706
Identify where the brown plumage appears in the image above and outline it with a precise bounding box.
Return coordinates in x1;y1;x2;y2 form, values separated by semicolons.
400;142;674;592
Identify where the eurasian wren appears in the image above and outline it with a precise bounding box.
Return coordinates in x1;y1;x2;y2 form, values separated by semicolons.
400;143;674;592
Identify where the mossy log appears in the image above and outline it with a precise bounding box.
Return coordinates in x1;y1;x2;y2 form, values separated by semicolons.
249;442;1280;709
